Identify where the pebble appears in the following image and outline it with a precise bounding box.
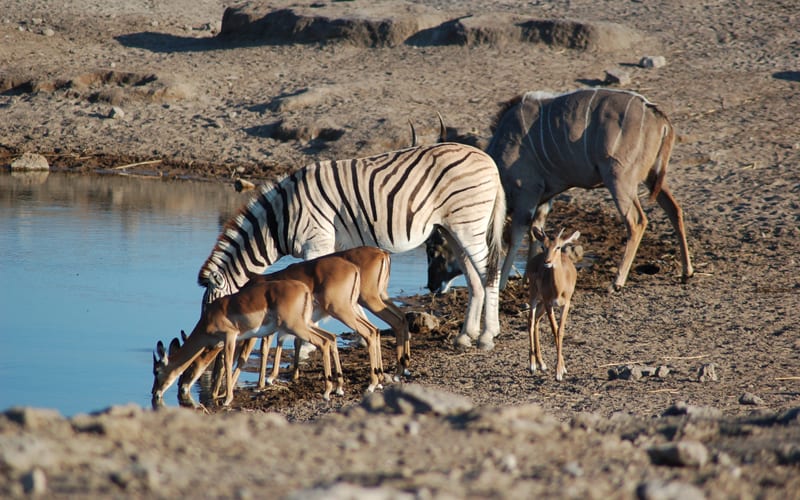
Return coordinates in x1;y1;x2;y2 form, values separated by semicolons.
109;106;125;119
637;479;704;500
382;384;473;416
697;363;718;382
663;401;722;419
604;68;632;86
21;468;47;495
647;440;709;467
8;153;50;171
639;55;667;68
739;392;764;405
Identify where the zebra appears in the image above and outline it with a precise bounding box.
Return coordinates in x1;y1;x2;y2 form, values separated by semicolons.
199;142;506;350
427;88;693;293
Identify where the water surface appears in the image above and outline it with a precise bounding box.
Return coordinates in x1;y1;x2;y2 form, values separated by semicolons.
0;172;430;415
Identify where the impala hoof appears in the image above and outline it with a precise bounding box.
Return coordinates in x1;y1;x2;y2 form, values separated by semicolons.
335;388;345;396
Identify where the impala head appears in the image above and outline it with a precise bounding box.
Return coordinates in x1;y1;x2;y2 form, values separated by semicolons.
531;227;580;269
151;336;182;408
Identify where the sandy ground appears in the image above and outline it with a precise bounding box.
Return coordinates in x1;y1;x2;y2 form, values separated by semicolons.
1;0;799;498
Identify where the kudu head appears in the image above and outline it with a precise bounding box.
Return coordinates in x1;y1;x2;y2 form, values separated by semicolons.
425;227;462;294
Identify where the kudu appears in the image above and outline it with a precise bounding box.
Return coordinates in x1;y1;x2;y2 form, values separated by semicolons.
525;227;580;381
427;88;693;293
152;279;342;408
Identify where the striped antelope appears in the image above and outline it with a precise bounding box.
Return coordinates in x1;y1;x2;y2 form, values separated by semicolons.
199;143;506;350
178;247;408;404
152;279;343;408
427;88;693;292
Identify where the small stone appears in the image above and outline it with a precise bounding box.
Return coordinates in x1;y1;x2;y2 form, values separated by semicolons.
697;363;718;382
739;392;764;405
41;27;55;37
406;311;439;333
360;392;386;413
655;366;671;378
639;55;667;68
562;461;583;477
604;68;632;86
647;440;709;467
383;384;473;416
8;153;50;171
404;420;420;436
662;402;722;419
21;468;47;495
637;479;704;500
109;106;125;119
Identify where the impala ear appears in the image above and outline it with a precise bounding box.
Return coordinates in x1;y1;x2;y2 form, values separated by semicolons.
168;337;181;356
564;231;581;245
156;340;166;358
531;226;546;242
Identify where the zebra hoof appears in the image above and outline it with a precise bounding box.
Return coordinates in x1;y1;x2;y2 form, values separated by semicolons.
454;334;473;349
477;336;495;351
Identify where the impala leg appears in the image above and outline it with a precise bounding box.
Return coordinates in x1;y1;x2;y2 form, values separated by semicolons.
655;184;694;281
528;302;547;374
367;298;410;378
545;305;561;379
178;346;222;407
230;338;257;393
223;332;237;406
312;326;344;396
291;336;301;381
555;299;571;381
257;335;273;389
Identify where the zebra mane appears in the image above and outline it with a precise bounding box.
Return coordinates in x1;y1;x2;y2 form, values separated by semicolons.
196;180;281;288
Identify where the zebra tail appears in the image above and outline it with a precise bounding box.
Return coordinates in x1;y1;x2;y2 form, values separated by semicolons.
649;110;675;203
486;180;506;285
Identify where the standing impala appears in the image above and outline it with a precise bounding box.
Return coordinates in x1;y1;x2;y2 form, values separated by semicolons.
525;227;580;381
178;247;409;405
152;278;343;407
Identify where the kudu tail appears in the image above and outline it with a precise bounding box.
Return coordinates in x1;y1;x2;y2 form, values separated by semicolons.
486;180;506;286
649;109;675;203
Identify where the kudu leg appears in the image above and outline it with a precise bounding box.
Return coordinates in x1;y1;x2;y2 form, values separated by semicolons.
655;184;694;281
606;174;648;291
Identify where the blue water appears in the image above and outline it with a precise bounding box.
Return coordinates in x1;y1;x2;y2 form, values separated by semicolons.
0;172;430;416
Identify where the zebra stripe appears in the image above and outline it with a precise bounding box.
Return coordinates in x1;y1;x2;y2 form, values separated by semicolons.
199;142;506;348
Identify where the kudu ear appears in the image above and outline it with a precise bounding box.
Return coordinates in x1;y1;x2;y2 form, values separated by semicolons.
437;111;447;143
531;226;547;242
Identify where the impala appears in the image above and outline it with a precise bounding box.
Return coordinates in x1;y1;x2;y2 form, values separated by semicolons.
152;278;342;407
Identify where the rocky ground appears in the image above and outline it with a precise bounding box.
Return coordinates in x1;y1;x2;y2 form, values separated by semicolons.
1;0;799;498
